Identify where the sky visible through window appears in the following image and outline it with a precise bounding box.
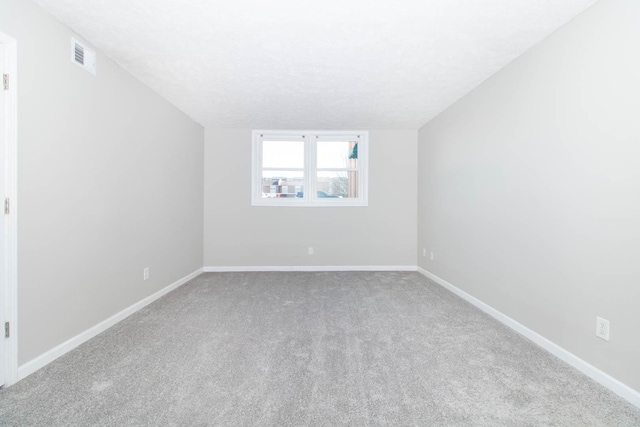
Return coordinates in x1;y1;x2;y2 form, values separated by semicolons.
263;140;354;169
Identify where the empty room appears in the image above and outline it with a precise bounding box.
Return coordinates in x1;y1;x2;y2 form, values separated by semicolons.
1;0;639;425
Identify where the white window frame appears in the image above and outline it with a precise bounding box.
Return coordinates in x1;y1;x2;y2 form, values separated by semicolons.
251;130;368;207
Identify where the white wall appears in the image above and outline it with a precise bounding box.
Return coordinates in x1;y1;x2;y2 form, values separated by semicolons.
204;129;417;268
0;1;204;365
418;0;640;392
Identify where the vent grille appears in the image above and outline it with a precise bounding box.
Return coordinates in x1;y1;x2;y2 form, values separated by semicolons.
71;38;96;75
74;43;84;65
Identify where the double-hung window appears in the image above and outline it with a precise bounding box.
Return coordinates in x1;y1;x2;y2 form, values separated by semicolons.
252;130;368;207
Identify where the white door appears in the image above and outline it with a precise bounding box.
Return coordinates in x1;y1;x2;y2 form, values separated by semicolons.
0;30;17;387
0;39;6;386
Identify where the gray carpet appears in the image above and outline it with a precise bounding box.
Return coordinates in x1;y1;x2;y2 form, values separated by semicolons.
1;272;639;426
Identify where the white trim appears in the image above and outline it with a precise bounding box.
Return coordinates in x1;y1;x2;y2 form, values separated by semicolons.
0;31;19;387
417;267;640;408
204;265;417;273
17;268;203;382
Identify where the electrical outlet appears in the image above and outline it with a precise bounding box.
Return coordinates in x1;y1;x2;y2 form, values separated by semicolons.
308;247;314;255
422;248;427;257
430;251;434;261
143;268;149;281
596;317;609;341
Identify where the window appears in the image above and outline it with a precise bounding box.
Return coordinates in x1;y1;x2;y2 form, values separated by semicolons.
252;130;368;207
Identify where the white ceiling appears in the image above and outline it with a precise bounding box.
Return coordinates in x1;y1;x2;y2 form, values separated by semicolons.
34;0;597;129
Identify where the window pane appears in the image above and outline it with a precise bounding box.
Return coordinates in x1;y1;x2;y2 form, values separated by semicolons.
261;171;304;198
263;140;304;168
316;171;359;198
317;140;358;169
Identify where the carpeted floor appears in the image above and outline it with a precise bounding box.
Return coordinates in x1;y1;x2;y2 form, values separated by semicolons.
1;272;639;426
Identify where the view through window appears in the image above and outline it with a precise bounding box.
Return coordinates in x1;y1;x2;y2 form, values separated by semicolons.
252;131;368;206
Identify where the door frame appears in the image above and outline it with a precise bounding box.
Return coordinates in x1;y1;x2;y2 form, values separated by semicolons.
0;30;18;387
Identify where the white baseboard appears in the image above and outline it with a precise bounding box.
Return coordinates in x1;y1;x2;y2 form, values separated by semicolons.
417;267;640;409
203;265;418;272
17;268;203;382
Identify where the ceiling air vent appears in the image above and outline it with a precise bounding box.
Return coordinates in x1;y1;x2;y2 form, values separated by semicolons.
71;38;96;75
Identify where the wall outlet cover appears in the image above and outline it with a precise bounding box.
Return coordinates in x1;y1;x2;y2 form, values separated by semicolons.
596;316;610;341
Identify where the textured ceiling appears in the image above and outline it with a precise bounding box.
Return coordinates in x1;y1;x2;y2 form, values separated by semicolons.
33;0;597;129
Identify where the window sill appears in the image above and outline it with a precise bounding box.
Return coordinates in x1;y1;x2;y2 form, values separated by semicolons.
251;199;368;207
